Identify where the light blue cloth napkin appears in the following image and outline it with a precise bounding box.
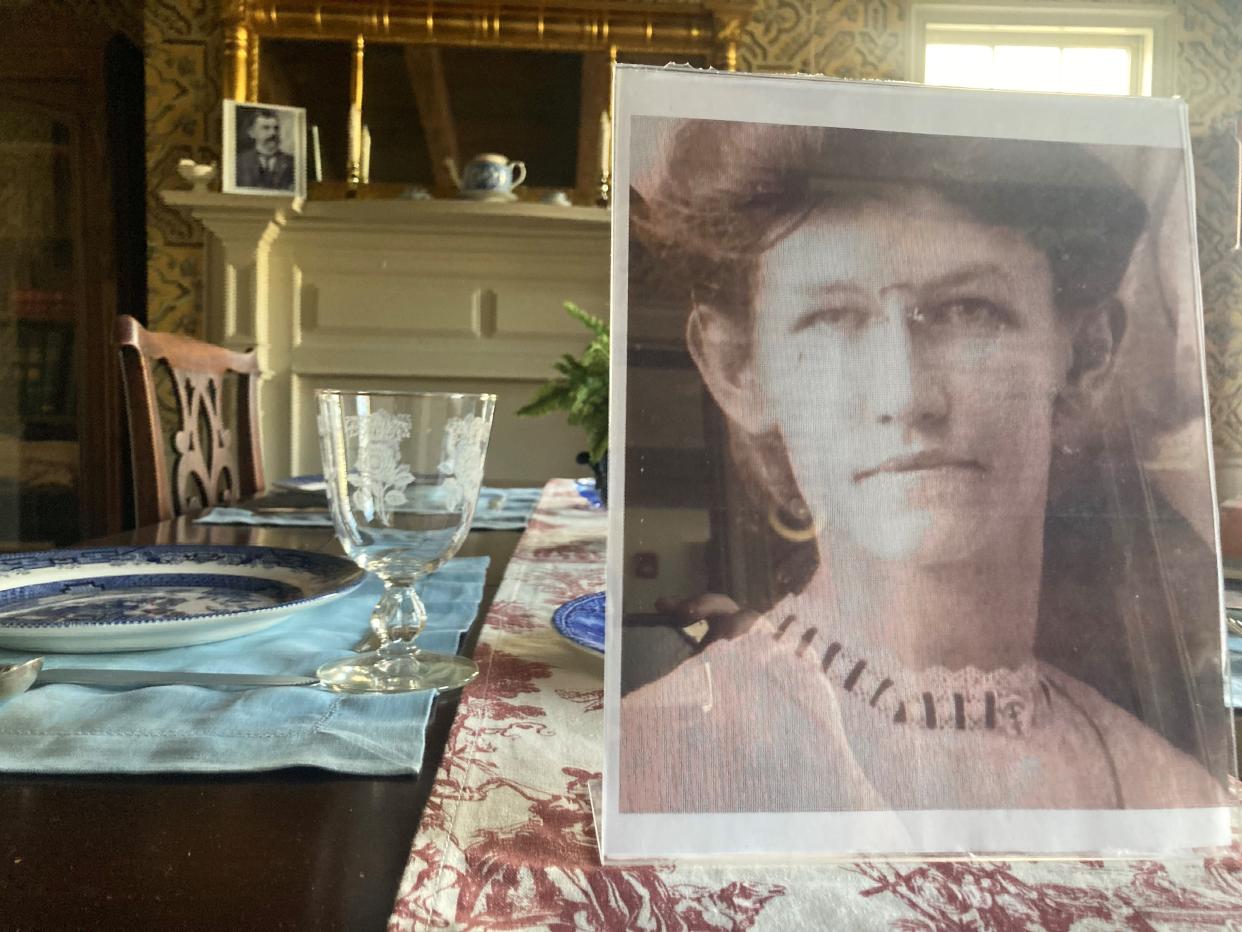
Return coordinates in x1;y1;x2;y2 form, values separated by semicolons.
0;556;488;775
196;486;542;531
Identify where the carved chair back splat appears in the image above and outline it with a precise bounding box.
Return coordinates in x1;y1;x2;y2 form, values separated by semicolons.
116;314;265;525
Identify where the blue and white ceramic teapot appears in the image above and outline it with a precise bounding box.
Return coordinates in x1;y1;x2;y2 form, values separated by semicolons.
447;153;527;197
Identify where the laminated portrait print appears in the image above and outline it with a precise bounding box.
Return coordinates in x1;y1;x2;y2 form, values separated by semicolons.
602;66;1235;861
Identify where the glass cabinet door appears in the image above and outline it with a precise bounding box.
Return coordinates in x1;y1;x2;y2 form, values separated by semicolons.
0;104;81;548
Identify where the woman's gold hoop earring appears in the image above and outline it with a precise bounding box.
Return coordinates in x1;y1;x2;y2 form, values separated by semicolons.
768;500;817;543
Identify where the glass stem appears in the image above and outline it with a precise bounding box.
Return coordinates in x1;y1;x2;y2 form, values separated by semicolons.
379;582;427;656
368;587;399;647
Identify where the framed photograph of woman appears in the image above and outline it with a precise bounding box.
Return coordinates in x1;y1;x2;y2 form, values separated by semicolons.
603;66;1234;861
222;100;306;198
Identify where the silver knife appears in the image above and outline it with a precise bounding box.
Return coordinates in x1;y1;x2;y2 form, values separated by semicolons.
37;668;319;689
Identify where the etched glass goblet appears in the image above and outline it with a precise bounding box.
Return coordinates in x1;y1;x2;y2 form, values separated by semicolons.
315;389;495;692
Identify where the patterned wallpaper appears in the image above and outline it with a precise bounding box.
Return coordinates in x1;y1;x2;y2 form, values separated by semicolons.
1177;2;1242;455
145;0;222;338
737;0;906;77
135;0;1242;452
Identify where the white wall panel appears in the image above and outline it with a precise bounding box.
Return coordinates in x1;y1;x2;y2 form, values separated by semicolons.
171;193;610;485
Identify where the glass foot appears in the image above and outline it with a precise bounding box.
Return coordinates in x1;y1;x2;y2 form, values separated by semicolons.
316;648;479;693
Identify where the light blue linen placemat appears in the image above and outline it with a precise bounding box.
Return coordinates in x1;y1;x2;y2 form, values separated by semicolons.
0;556;488;775
196;486;542;531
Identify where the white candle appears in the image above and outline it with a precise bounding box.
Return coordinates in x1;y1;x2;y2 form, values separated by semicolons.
348;105;362;180
599;110;612;178
360;124;372;185
310;125;323;183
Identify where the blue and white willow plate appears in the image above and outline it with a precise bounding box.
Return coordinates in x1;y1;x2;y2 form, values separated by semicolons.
0;545;365;652
552;591;605;655
574;478;603;509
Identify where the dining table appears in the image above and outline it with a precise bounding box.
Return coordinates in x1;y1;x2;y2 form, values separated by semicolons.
4;480;1242;932
0;506;524;932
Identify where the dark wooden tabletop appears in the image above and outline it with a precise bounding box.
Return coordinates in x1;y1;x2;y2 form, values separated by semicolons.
0;516;522;932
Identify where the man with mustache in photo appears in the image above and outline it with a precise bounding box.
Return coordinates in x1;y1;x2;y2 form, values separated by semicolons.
235;107;295;191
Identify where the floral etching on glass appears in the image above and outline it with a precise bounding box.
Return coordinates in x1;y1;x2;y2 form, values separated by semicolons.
437;414;489;513
343;409;414;525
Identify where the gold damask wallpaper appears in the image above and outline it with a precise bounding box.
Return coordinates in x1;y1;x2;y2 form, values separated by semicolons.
134;0;1241;453
145;0;222;339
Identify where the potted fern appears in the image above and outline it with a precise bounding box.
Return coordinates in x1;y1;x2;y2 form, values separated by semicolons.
517;301;609;504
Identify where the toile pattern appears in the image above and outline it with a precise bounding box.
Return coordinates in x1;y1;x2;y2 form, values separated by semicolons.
389;480;1242;931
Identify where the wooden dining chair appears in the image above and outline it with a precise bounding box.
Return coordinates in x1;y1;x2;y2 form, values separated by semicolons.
116;314;265;525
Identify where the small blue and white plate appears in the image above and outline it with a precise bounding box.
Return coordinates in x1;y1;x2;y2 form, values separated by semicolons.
552;591;605;655
0;545;365;652
275;474;327;492
574;478;603;510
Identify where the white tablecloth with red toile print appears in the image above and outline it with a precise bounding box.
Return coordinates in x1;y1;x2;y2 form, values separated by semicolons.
389;479;1242;931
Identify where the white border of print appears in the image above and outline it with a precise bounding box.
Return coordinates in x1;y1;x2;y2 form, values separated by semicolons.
601;65;1230;864
222;100;307;199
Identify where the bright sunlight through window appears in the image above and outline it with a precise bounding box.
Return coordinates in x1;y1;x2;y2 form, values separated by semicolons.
911;3;1169;99
925;41;1136;95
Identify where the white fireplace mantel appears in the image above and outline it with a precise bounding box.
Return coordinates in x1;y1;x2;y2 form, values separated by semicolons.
162;191;611;484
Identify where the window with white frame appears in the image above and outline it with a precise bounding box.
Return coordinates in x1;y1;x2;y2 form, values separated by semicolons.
910;4;1176;97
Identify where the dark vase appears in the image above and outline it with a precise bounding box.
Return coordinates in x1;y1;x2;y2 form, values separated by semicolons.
576;450;608;507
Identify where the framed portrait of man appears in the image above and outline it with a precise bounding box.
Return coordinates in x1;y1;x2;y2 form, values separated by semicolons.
222;100;306;198
602;66;1234;862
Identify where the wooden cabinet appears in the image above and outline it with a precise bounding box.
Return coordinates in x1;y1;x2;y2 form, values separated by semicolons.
0;13;143;545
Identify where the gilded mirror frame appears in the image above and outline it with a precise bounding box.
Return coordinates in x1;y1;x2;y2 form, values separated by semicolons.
220;0;757;199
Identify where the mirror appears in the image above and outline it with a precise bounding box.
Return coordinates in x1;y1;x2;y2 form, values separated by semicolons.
260;40;591;196
223;0;746;201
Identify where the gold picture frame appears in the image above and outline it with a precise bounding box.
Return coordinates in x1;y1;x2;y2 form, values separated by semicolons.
220;0;757;200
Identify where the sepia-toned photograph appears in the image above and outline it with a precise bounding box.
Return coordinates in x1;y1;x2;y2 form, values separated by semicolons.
222;100;306;198
604;68;1233;860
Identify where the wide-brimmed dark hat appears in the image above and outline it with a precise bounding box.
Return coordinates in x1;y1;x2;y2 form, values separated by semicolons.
642;118;1148;313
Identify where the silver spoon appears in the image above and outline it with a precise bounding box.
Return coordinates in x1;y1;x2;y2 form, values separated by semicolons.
0;658;319;698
